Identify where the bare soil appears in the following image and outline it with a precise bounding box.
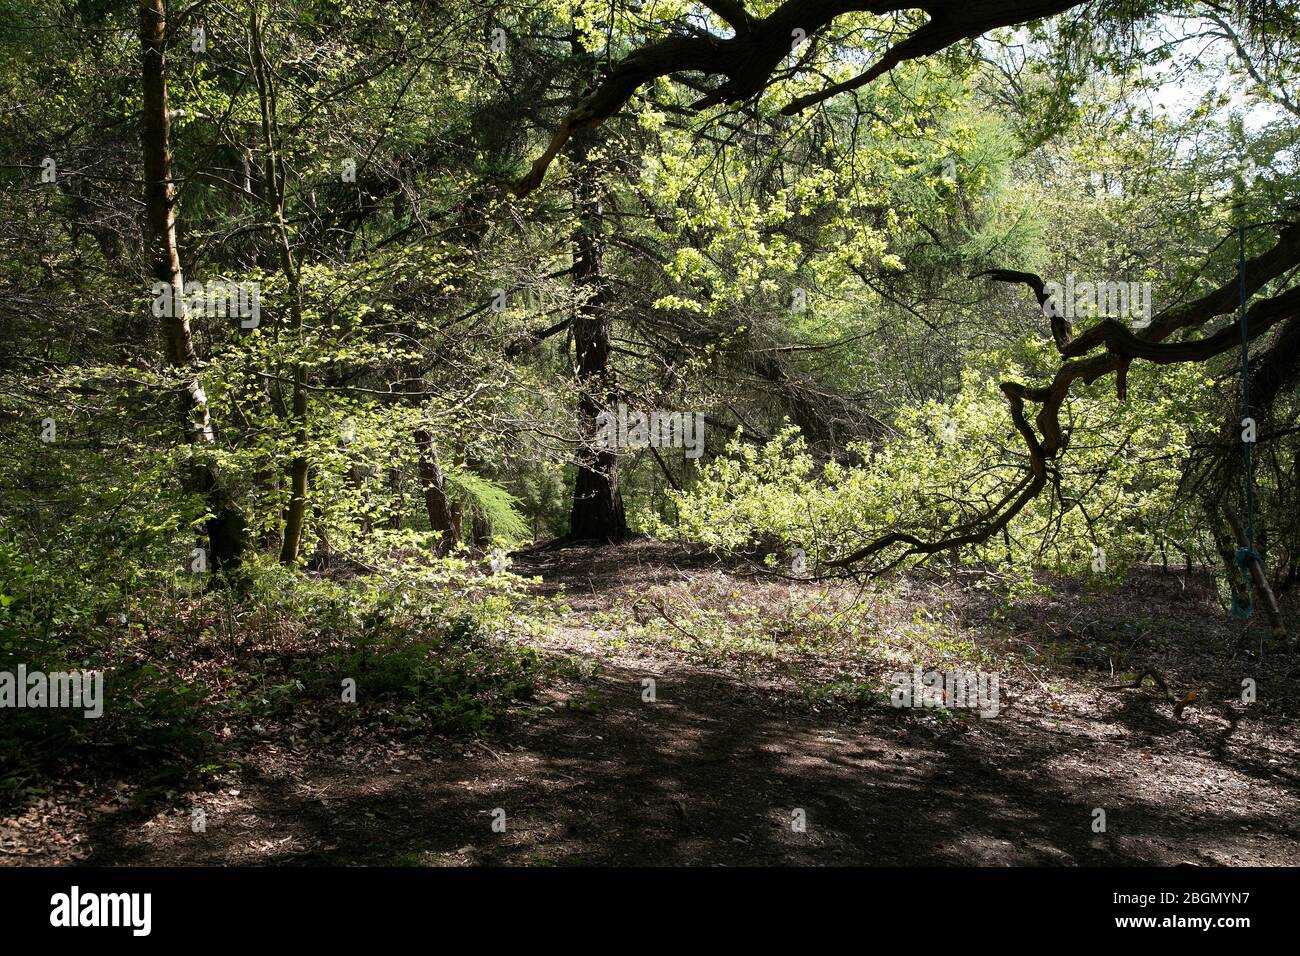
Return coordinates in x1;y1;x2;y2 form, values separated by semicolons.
5;540;1298;866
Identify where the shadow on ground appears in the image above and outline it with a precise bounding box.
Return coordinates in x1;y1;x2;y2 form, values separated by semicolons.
78;657;1298;866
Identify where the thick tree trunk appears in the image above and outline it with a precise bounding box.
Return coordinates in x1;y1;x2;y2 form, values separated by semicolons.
139;0;246;577
567;127;628;541
415;429;459;554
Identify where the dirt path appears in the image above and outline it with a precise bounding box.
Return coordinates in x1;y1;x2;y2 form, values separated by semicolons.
9;542;1300;866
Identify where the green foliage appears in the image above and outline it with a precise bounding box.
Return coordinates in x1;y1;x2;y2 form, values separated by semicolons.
659;357;1212;582
321;629;541;733
2;0;1299;811
445;469;531;543
0;543;553;808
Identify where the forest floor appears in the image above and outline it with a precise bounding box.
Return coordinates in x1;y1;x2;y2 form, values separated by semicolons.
5;539;1300;866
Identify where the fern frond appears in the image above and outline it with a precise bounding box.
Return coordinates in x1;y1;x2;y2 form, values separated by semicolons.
444;469;529;542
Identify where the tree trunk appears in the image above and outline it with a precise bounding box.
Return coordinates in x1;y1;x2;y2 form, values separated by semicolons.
1211;505;1251;609
386;467;403;530
415;429;459;554
1224;506;1287;640
139;0;246;577
567;126;628;541
467;454;492;547
279;384;310;565
249;3;310;565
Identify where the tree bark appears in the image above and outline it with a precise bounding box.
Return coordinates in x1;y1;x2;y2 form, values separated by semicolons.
567;125;628;541
139;0;246;577
415;429;459;554
466;454;492;547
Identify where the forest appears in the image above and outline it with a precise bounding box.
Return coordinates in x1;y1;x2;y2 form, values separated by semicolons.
0;0;1298;871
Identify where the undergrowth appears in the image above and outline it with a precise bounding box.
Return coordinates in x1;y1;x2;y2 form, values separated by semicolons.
0;549;555;808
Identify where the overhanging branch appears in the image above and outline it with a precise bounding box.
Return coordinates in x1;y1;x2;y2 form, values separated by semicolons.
513;0;1090;197
831;217;1300;572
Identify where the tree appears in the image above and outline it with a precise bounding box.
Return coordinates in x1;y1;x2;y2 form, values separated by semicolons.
139;0;247;577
